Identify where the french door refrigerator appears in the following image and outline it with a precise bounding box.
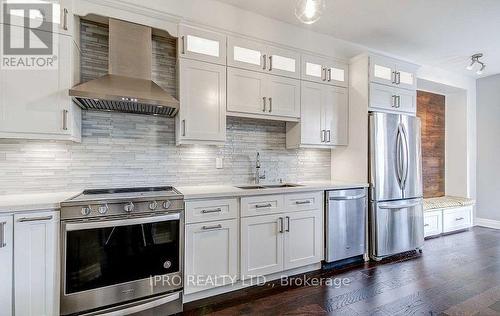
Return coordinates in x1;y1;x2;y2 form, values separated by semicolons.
369;112;424;260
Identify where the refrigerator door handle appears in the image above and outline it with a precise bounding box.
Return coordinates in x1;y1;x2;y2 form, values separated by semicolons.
401;124;410;189
395;125;403;189
378;198;422;210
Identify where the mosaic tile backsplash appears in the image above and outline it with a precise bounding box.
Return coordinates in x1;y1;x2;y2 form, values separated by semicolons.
0;20;331;195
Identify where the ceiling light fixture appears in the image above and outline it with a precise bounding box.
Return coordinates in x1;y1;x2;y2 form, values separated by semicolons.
295;0;326;24
466;53;486;75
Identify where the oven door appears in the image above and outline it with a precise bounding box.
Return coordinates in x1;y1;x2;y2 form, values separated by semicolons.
61;213;183;316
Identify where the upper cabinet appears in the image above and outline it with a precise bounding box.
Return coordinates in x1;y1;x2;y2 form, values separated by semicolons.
228;36;300;79
177;59;226;145
369;55;417;91
0;24;81;141
301;54;348;87
178;24;227;65
227;67;300;121
286;81;348;148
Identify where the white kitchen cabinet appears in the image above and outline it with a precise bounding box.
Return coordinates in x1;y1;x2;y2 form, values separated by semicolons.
227;67;300;121
227;67;267;115
369;55;417;91
284;210;323;270
424;210;442;238
14;210;59;316
369;83;416;114
227;36;300;79
228;36;268;72
241;214;284;277
286;81;348;148
177;59;226;145
0;215;13;316
178;24;226;65
442;206;472;234
0;26;81;141
185;219;238;294
301;54;348;87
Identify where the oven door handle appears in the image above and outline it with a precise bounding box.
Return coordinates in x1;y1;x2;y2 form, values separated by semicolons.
65;213;180;231
96;291;180;316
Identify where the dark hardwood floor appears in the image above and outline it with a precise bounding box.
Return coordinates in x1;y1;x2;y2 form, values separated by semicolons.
184;227;500;315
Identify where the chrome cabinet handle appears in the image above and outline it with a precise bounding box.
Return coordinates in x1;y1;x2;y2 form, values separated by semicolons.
321;67;326;81
62;109;68;130
295;200;311;205
201;208;222;214
0;222;6;248
455;217;465;221
285;216;290;232
268;97;272;113
278;217;283;233
397;95;401;108
255;203;272;209
18;215;53;223
327;130;331;142
202;224;222;230
391;95;397;108
424;224;430;227
327;68;332;81
396;72;401;84
181;36;186;54
262;97;267;112
320;130;325;142
262;54;267;70
182;119;186;136
392;71;397;84
269;55;273;71
63;8;68;30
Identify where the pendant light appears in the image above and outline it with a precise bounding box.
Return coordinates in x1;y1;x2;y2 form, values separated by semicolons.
295;0;326;24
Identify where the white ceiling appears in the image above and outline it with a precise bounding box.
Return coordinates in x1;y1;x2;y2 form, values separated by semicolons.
215;0;500;78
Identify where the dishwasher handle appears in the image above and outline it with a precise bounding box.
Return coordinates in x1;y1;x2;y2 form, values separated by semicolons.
329;194;366;201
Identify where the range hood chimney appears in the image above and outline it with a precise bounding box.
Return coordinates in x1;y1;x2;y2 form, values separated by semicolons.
69;19;179;117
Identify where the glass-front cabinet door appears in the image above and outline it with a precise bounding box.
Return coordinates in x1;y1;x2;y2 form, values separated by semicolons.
228;36;267;72
267;45;300;79
301;54;348;87
178;24;226;65
370;55;396;86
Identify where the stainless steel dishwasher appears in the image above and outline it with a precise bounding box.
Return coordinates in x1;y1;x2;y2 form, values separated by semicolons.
325;188;367;263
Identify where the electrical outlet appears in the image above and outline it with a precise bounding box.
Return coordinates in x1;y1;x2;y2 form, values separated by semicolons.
216;157;223;169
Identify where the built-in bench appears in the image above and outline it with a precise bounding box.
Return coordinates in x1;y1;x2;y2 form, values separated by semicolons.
423;196;475;238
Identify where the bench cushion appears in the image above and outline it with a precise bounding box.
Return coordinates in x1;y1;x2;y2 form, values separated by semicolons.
423;196;475;211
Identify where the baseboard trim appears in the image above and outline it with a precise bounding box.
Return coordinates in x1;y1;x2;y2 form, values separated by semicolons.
475;217;500;230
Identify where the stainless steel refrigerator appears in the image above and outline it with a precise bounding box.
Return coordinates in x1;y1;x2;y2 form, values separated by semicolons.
369;112;424;261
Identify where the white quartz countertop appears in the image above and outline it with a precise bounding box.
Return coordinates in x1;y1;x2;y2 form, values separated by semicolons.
177;181;369;200
0;191;81;213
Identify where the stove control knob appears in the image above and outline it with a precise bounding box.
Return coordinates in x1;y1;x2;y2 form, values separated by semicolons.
162;200;172;209
81;206;92;216
148;201;158;211
123;202;135;213
98;204;108;215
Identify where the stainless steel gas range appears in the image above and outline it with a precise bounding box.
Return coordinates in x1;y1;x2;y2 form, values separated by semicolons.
60;186;184;316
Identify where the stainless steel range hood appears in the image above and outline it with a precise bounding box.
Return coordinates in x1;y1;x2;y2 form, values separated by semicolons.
69;19;179;117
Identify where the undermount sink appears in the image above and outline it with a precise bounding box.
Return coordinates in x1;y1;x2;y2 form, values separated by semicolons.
235;183;303;190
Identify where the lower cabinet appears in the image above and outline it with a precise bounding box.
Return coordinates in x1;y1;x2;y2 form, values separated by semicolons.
241;209;323;278
0;215;14;316
424;206;473;238
14;210;59;316
185;219;238;294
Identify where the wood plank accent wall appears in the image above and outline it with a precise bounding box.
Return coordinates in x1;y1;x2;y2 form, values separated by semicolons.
417;91;445;198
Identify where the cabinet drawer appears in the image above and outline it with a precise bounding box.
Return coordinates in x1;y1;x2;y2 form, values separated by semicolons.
442;206;472;233
424;210;442;237
185;198;238;224
241;195;284;217
284;191;323;212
